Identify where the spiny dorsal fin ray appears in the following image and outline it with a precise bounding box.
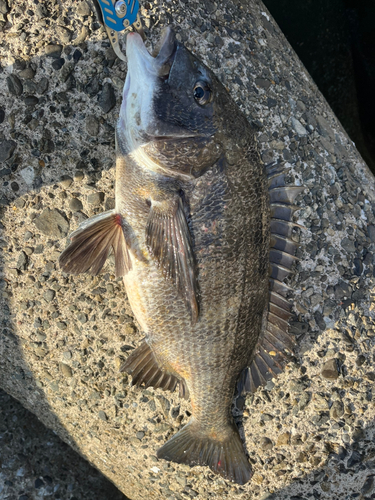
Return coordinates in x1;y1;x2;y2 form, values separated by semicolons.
269;186;304;204
59;210;131;278
146;196;199;324
270;234;298;255
270;219;304;238
238;163;303;395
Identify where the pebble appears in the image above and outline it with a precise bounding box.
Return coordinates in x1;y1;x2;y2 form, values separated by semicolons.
6;74;23;96
52;58;65;71
0;140;16;162
87;192;104;206
34;209;69;237
86;115;100;136
259;437;273;450
74;171;85;181
69;197;83;211
60;363;73;378
60;175;73;188
43;290;55;302
45;44;63;58
0;0;9;13
291;117;308;136
99;83;116;113
98;411;107;421
321;358;339;380
276;432;290;446
330;400;344;419
77;1;92;16
361;476;374;495
19;68;36;79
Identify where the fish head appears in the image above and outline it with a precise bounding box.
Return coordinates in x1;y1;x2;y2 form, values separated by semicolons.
118;27;249;179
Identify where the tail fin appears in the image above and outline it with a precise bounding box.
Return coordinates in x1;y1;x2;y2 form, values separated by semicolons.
157;419;251;485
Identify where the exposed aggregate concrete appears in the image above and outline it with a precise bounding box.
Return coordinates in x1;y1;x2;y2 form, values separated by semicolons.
1;0;375;499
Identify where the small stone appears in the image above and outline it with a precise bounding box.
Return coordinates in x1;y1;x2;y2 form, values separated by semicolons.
45;44;63;58
77;312;88;324
60;63;74;82
99;83;116;113
259;436;273;450
0;140;16;162
361;476;374;495
63;351;72;360
355;354;366;367
74;171;84;181
98;410;107;421
60;362;73;378
334;281;352;300
295;452;307;465
321;358;339;380
20;166;35;185
352;427;365;442
56;322;67;330
105;197;115;210
87;192;105;206
0;0;9;14
368;225;375;242
37;77;49;94
34;478;44;489
60;175;73;188
19;68;36;79
6;74;23;96
52;58;65;71
73;49;82;63
56;27;71;44
341;237;356;253
255;78;271;89
346;450;362;468
77;1;92;16
316;115;335;140
330;400;344;419
43;290;55;302
16;251;28;270
69;197;83;211
276;432;290;446
136;431;145;440
34;208;69;237
86;115;100;136
291;117;308;136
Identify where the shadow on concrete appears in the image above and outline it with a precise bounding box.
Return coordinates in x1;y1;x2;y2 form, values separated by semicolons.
0;389;127;500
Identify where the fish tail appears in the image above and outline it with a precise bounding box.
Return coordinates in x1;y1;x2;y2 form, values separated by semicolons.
157;418;252;485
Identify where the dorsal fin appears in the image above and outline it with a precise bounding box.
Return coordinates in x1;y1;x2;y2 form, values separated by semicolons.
238;162;303;395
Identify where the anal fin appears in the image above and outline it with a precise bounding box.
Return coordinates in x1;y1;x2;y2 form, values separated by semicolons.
59;210;131;278
120;341;189;399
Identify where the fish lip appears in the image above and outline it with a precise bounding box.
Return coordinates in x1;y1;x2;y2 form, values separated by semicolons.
125;27;176;77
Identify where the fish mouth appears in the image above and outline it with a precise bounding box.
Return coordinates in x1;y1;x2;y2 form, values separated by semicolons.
126;27;176;77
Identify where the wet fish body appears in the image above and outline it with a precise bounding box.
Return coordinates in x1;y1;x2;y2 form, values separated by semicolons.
60;28;299;484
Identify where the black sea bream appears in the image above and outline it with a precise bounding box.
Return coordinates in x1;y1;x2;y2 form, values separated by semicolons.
60;27;301;484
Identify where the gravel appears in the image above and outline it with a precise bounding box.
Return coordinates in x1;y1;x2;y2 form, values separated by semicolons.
1;0;375;499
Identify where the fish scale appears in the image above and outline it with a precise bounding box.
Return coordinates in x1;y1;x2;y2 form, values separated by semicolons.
59;27;301;485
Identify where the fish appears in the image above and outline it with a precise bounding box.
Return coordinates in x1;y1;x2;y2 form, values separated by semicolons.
59;27;302;485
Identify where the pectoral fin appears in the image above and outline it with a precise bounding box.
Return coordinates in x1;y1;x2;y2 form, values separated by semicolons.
59;210;131;278
146;197;199;323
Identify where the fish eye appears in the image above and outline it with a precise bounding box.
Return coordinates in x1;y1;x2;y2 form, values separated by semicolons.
193;81;212;105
